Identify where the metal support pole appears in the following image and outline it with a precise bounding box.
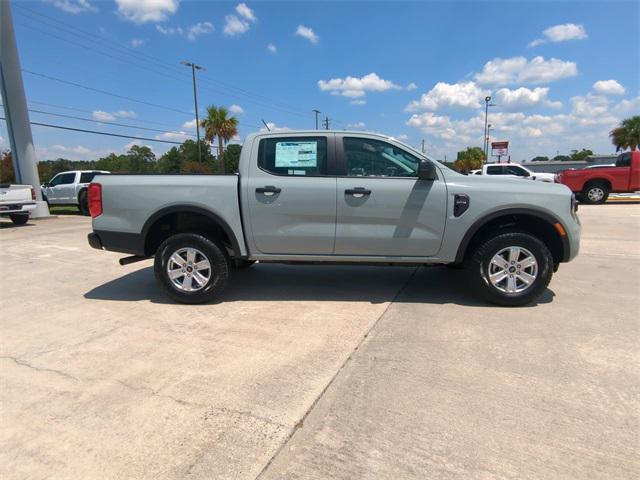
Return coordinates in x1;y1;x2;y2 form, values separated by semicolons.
181;61;205;162
313;109;321;130
0;0;49;217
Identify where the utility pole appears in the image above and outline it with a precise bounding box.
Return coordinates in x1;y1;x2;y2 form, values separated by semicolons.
313;109;321;130
483;95;496;163
0;1;49;217
323;116;330;130
486;123;493;160
421;139;425;154
180;61;205;162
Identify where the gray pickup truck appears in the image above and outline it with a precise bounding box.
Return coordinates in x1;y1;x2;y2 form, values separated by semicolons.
88;131;581;306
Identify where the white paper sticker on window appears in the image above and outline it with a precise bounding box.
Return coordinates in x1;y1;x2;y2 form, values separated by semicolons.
275;141;317;168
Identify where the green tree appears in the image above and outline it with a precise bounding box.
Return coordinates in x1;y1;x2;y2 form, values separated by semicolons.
531;156;549;162
126;145;155;173
95;153;129;172
570;149;593;161
156;147;182;173
454;147;485;173
552;155;572;162
222;143;242;173
610;115;640;151
0;151;15;183
201;105;239;173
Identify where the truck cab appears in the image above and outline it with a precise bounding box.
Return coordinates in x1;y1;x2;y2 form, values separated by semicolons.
474;163;555;183
42;170;109;215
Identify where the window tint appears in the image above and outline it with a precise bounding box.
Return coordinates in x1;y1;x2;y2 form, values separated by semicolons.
343;137;420;177
259;137;327;176
506;165;529;177
486;165;504;175
48;175;63;187
616;153;631;168
80;172;99;183
58;173;76;184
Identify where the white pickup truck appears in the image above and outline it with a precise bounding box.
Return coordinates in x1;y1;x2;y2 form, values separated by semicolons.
0;184;36;225
471;163;555;182
41;170;109;215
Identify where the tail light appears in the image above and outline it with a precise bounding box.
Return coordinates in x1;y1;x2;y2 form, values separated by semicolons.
88;183;102;217
30;187;35;201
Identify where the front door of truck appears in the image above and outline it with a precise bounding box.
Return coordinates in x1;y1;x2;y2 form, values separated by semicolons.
334;136;447;257
44;172;76;204
246;135;337;255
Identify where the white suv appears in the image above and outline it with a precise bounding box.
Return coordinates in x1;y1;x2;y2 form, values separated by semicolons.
42;170;109;215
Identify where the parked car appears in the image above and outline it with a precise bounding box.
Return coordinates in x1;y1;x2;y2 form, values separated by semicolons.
41;170;109;215
555;151;640;204
0;184;36;225
87;131;581;306
472;163;555;182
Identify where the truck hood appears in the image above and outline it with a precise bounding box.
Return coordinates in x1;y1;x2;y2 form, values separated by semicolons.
442;169;572;197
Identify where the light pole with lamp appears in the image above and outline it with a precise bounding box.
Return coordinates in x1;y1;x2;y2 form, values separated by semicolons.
486;123;493;161
181;61;205;162
483;96;496;162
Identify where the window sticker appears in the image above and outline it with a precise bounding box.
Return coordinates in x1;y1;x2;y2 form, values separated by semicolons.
275;141;318;168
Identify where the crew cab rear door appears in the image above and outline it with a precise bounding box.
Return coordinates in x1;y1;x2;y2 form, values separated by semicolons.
333;135;447;257
245;134;337;255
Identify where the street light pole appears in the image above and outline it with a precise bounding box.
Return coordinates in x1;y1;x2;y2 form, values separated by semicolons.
313;109;321;130
486;123;493;159
181;61;205;162
483;95;496;162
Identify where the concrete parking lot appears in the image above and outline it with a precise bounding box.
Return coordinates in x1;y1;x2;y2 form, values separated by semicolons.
1;204;638;479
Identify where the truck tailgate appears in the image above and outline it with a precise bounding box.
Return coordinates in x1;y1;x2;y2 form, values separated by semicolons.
92;174;245;254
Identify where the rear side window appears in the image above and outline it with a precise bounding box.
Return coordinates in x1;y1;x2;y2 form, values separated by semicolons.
258;137;328;176
80;172;98;183
57;172;76;185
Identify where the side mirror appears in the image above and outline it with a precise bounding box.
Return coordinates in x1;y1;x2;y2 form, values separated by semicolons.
418;161;437;181
42;183;48;188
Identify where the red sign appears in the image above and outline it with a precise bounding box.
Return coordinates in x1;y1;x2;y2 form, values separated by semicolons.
491;141;509;157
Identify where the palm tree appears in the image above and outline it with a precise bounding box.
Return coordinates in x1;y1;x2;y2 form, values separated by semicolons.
610;115;640;152
200;106;239;173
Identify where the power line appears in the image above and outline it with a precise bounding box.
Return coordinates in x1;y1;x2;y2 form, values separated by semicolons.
0;117;185;145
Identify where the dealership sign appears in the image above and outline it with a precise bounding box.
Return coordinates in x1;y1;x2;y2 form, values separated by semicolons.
491;141;509;157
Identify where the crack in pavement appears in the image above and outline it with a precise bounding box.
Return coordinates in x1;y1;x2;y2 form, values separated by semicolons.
253;267;420;480
0;355;79;381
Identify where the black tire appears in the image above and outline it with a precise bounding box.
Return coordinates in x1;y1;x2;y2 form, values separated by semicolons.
466;231;553;306
78;190;89;216
9;213;29;225
581;182;609;204
154;233;231;304
235;259;256;269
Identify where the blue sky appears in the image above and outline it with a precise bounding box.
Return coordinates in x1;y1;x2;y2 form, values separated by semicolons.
1;0;638;162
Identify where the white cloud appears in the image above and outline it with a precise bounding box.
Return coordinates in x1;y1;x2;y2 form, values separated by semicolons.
346;122;366;129
129;38;145;48
229;104;244;114
46;0;97;14
92;110;136;122
529;23;588;47
318;73;401;99
35;144;108;161
395;134;409;141
182;119;198;129
224;3;257;36
235;3;256;22
593;79;626;96
187;22;214;41
259;122;290;133
156;25;183;36
296;25;319;44
350;99;366;106
156;131;190;141
405;81;486;111
494;87;561;110
613;96;640;115
406;83;418;91
116;0;179;24
475;56;577;86
267;43;277;53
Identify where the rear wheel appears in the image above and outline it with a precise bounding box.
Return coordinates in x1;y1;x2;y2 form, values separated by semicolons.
9;213;29;225
154;233;231;304
467;231;553;306
78;190;89;216
582;182;609;204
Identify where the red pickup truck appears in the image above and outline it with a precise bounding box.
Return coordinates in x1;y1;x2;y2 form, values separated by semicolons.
555;151;640;204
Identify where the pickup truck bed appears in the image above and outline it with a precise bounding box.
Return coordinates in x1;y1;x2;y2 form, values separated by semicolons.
0;184;36;225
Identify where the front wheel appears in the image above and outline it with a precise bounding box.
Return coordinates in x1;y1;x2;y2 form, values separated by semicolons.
467;231;553;306
154;233;231;304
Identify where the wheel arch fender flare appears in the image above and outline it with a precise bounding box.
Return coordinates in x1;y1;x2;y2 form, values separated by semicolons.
141;204;243;257
454;207;571;264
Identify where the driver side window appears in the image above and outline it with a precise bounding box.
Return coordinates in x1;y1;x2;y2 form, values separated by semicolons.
48;175;63;187
506;166;529;177
343;137;420;177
